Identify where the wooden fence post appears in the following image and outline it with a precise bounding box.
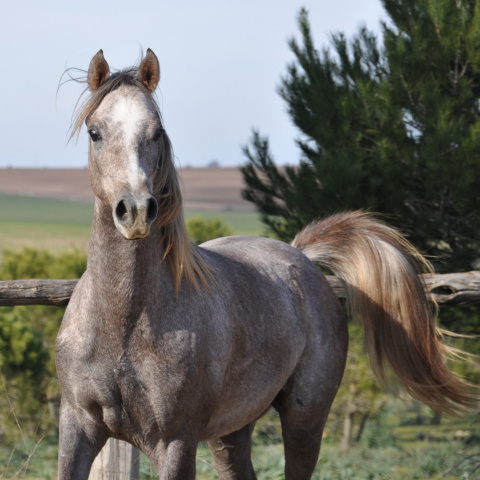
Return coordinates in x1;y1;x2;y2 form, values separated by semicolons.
88;438;140;480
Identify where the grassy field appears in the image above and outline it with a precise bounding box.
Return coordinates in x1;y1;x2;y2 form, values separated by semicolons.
0;195;94;251
0;194;264;252
2;412;478;479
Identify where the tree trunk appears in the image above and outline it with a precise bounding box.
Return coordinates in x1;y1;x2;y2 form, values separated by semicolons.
353;411;370;445
341;408;355;451
430;411;442;426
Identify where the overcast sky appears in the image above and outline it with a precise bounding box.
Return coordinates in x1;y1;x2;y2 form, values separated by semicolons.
0;1;386;169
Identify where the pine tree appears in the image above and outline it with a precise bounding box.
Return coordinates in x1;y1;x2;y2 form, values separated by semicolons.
241;0;480;274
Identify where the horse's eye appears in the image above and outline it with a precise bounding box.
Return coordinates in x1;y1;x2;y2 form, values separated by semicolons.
88;128;101;142
153;129;164;142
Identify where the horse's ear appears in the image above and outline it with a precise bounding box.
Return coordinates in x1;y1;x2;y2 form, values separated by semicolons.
88;50;110;92
138;49;160;92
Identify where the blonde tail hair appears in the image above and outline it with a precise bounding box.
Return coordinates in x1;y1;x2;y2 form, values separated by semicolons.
292;211;477;415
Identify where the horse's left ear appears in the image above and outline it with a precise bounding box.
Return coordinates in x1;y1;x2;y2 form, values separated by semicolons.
138;48;160;92
88;50;110;91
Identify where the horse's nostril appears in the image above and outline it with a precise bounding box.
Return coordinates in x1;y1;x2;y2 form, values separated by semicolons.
115;199;128;222
147;198;158;224
115;196;155;231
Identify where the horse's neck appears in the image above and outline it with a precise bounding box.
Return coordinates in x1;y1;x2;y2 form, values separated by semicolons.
85;199;169;313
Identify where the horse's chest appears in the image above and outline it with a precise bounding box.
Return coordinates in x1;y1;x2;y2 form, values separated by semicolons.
69;336;205;440
96;360;151;434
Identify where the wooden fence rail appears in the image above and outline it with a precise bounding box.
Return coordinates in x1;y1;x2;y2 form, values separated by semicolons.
1;271;480;307
1;271;479;479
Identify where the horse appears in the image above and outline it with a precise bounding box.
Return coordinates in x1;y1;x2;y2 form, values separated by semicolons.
55;49;476;480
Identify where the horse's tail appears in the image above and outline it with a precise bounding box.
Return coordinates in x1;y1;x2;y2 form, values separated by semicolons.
292;210;477;415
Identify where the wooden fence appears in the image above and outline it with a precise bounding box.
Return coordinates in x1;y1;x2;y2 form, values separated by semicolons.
1;270;479;479
1;271;480;308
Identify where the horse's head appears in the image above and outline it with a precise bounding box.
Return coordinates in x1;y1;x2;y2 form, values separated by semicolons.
84;49;165;240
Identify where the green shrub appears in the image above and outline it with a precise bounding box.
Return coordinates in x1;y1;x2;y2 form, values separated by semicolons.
253;410;283;446
361;421;397;449
186;217;233;245
0;247;87;280
0;247;87;445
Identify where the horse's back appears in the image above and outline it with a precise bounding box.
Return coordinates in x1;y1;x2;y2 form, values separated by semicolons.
201;235;319;280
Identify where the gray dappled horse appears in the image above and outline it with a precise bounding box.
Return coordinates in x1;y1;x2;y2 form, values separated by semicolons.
55;49;475;480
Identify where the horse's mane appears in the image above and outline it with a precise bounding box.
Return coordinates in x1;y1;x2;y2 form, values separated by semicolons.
68;67;214;293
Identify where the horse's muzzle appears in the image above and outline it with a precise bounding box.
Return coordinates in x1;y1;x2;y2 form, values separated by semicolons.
113;194;158;239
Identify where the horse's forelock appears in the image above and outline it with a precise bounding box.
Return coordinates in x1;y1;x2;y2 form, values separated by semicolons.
68;68;159;143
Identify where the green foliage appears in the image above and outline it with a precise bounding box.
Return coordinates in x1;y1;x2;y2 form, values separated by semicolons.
253;410;283;446
0;247;87;445
4;433;479;480
0;309;47;379
439;304;480;334
241;1;480;275
446;334;480;386
361;417;397;449
408;444;455;478
0;436;59;479
0;247;87;280
326;324;388;448
184;209;263;236
186;216;233;244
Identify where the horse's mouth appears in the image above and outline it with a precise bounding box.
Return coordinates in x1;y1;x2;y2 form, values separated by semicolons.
125;234;149;240
121;228;151;240
113;221;152;241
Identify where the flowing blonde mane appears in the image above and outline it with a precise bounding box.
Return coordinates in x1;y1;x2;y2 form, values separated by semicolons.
69;67;214;293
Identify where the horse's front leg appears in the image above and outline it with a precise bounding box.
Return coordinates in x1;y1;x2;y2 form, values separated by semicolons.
58;399;107;480
150;436;198;480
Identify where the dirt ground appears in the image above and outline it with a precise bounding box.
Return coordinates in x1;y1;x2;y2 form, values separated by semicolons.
0;167;254;212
